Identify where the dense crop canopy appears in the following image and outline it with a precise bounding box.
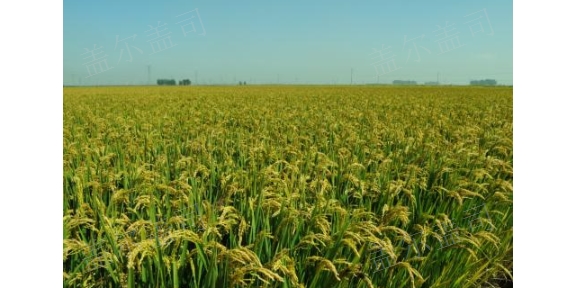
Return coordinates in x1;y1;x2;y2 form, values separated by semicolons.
63;85;512;287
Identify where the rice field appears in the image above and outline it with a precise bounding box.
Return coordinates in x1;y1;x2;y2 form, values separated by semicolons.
63;85;513;287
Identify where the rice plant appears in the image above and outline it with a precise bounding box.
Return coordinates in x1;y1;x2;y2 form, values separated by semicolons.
63;85;513;287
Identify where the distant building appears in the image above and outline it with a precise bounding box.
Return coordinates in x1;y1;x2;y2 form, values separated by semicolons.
424;81;439;86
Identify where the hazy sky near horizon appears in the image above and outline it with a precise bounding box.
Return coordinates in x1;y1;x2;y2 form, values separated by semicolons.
64;0;512;85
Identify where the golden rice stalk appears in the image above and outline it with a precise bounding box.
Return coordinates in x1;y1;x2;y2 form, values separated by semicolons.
349;208;375;221
445;188;464;206
269;249;300;286
64;215;98;234
336;262;374;288
133;195;152;211
295;233;331;252
156;184;179;196
226;246;284;286
343;230;364;246
349;220;381;240
395;261;425;288
262;196;282;217
380;204;411;226
472;168;493;182
457;188;485;201
430;218;452;243
215;208;240;235
162;230;203;247
127;239;157;269
446;234;480;261
226;246;262;266
400;188;417;206
277;212;300;235
238;217;248;246
111;188;131;205
380;225;411;243
325;199;348;218
365;235;397;265
63;239;91;261
473;231;501;248
340;237;361;258
496;179;513;193
312;214;331;236
72;176;85;209
491;191;512;204
230;265;284;287
306;256;341;281
175;156;194;169
63;271;84;287
411;224;435;252
494;262;513;281
388;180;405;198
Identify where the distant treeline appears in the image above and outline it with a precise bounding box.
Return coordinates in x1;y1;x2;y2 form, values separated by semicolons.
179;79;191;85
157;79;191;86
470;79;497;86
389;79;499;86
393;80;417;85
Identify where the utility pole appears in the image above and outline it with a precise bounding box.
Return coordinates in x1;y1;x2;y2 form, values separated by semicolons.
350;68;353;85
195;71;198;85
147;65;151;85
437;72;440;85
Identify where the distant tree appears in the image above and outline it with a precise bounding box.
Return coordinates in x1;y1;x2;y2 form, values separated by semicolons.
157;79;177;86
179;79;191;86
470;79;497;86
243;81;247;85
239;81;243;86
393;80;417;85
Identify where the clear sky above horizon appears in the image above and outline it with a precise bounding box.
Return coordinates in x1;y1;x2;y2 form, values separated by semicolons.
63;0;512;86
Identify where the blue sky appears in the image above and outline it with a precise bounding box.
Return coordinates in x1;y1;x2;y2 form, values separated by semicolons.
63;0;512;85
